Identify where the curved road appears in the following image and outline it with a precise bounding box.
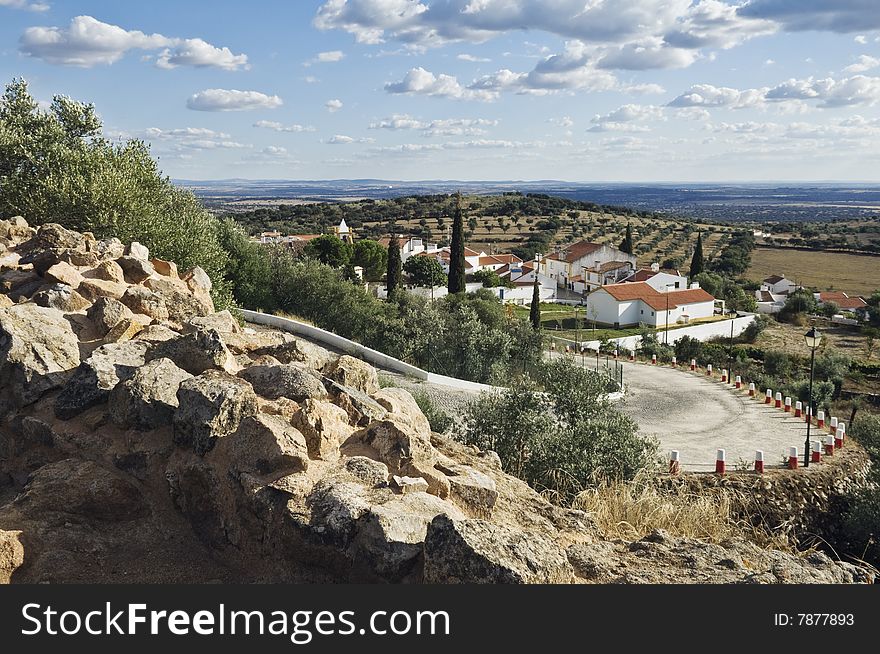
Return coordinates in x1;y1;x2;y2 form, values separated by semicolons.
618;361;820;471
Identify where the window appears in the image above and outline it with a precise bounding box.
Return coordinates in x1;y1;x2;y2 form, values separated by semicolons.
651;311;655;316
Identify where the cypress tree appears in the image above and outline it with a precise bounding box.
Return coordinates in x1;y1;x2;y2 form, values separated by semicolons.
530;278;542;331
620;223;633;254
690;232;704;278
448;193;466;294
386;232;402;298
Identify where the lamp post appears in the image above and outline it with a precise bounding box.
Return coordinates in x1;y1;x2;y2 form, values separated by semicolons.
803;326;822;468
664;283;675;345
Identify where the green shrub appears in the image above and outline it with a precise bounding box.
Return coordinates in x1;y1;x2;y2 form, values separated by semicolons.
764;350;794;377
412;391;453;434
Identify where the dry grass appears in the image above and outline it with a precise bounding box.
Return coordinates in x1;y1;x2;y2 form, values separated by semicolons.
748;247;880;296
572;473;789;548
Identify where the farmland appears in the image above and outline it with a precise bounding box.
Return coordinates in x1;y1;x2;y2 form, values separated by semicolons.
747;247;880;296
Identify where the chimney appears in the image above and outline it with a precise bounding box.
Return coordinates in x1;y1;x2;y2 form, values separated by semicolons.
650;262;660;272
690;282;700;289
594;260;601;271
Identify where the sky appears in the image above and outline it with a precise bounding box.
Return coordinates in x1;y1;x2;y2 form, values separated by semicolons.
2;0;880;182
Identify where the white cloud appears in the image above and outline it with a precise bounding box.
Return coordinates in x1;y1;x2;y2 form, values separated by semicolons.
843;55;880;74
19;15;248;69
385;66;496;100
253;120;316;133
187;89;283;112
141;127;250;151
592;104;664;124
737;0;880;33
549;116;574;128
767;75;880;107
0;0;49;11
587;122;651;133
261;146;289;156
668;83;766;109
326;98;344;112
597;38;698;70
369;113;497;136
327;134;374;144
855;35;868;44
304;75;320;84
305;50;346;65
457;53;490;62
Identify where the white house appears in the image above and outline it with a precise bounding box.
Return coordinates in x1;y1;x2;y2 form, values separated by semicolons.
378;236;441;262
621;264;688;291
755;289;787;314
761;274;798;296
586;281;716;328
538;240;638;291
815;291;869;319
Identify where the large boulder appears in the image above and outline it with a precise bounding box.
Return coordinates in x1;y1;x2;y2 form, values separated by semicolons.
215;414;309;476
373;387;431;435
423;515;574;584
224;330;332;369
146;328;233;375
324;355;379;395
0;216;34;246
144;277;212;323
0;530;24;584
120;286;169;322
173;371;258;455
239;362;327;402
326;381;388;427
436;462;498;519
109;357;194;430
0;304;81;409
291;399;354;460
77;278;127;302
0;269;40;294
86;259;125;284
87;297;134;336
43;261;84;288
116;256;154;284
184;310;241;335
151;258;178;278
32;283;91;313
55;340;151;419
180;267;214;315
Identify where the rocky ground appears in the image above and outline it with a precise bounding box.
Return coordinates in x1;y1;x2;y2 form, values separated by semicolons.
0;216;873;584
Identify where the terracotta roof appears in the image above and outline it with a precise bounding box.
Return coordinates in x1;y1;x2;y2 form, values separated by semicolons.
479;255;507;266
819;292;867;310
548;240;603;263
600;282;715;311
763;275;786;284
597;261;633;273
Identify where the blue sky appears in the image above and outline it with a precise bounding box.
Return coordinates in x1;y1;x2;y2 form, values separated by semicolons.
2;0;880;181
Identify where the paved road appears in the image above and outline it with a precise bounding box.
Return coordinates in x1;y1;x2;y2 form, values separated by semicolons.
617;361;824;471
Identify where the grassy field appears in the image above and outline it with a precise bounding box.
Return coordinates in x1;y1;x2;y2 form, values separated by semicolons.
747;247;880;296
755;317;874;362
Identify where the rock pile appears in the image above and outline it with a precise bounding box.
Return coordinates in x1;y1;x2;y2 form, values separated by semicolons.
0;217;872;584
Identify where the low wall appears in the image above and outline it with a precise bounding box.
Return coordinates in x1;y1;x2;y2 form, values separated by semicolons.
240;310;497;394
549;314;757;351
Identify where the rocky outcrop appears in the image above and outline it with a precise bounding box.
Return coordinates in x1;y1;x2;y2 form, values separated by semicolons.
0;216;872;586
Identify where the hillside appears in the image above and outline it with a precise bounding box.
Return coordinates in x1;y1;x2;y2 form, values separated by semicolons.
0;216;872;584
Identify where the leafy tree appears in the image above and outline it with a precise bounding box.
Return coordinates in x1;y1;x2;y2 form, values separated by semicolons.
778;289;818;323
690;232;704;278
304;234;352;268
216;218;275;311
386;232;402;297
473;268;509;288
352;239;388;281
448;193;466;294
0;78;231;306
403;255;446;289
620;223;633;254
530;279;541;331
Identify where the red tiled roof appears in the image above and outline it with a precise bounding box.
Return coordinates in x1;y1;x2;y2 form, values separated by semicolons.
548;240;603;263
763;275;786;284
819;292;867;310
600;282;715;311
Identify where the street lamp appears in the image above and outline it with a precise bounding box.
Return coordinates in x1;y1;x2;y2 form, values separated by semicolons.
803;326;822;468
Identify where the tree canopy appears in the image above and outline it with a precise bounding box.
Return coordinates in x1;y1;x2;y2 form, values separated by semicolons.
403;255;446;288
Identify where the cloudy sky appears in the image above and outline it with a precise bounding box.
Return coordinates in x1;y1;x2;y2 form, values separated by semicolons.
2;0;880;181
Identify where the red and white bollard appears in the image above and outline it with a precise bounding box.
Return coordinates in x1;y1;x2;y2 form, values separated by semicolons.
775;392;782;409
690;359;696;371
721;369;728;383
804;406;812;424
765;388;773;404
835;427;845;449
817;410;825;429
669;450;681;475
788;446;799;470
735;375;742;389
748;382;756;397
838;422;846;445
715;449;726;474
707;364;713;376
754;450;764;474
823;435;835;456
652;354;657;365
629;352;635;361
784;396;792;413
830;416;838;433
794;400;802;418
672;355;677;367
811;440;821;463
614;349;618;359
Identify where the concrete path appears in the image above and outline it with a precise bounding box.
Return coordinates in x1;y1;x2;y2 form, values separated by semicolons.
617;361;825;471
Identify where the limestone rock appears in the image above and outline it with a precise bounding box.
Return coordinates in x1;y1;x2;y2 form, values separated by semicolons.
93;237;125;262
291;399;354;460
0;530;24;584
87;297;134;336
32;283;91;313
109;357;193;430
0;269;39;293
151;258;178;278
43;261;84;288
147;328;233;375
173;370;258;455
436;462;498;518
125;241;150;261
324;380;388;427
324;355;379;395
373;387;431;435
0;216;34;245
224;330;332;369
216;414;309;476
423;515;574;584
392;475;429;494
0;250;21;270
103;318;146;344
117;256;154;283
345;457;390;486
77;278;127;302
0;294;12;309
87;259;125;284
144;277;212;323
120;286;169;321
239;362;327;402
0;304;81;409
184;310;241;335
55;340;151;419
134;324;180;343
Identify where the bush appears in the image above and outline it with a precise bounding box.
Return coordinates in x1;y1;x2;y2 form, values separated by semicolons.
764;350;794;377
740;314;770;343
459;359;656;502
674;335;703;363
0;78;232;307
412;391;453;434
